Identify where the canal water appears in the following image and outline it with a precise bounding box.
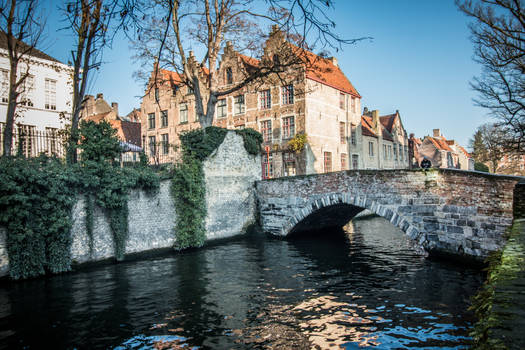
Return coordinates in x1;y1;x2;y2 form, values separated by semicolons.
0;216;484;349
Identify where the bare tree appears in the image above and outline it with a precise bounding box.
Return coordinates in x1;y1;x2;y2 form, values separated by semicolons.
132;0;365;128
0;0;43;156
472;123;506;172
457;0;525;154
62;0;135;164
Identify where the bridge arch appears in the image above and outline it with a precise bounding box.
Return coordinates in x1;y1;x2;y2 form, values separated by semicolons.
282;192;426;249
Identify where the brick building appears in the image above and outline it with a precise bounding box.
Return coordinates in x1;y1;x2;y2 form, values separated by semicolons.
140;27;362;174
410;129;473;170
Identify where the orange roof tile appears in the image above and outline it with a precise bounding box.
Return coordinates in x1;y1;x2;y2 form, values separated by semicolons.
361;116;378;138
238;53;260;68
458;145;471;158
299;48;360;97
427;137;453;152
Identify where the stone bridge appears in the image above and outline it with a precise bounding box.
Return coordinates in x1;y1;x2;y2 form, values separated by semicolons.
255;169;522;260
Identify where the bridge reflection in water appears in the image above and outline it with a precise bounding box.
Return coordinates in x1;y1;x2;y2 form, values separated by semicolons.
0;216;482;349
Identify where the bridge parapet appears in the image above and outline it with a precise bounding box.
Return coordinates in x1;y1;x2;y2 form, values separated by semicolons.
256;169;521;260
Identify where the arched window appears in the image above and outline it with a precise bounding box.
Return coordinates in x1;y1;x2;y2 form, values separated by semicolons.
226;67;233;84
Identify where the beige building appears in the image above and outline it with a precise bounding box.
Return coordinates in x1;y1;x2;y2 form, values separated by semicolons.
353;109;409;170
140;27;362;175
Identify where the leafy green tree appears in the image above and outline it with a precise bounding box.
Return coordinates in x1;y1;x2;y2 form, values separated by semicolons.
469;129;487;163
474;162;489;172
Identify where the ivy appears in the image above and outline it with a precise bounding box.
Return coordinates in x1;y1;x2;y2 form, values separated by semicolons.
0;156;77;279
0;120;160;279
171;127;261;250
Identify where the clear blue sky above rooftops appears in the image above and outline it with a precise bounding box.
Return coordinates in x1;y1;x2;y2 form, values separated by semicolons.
40;0;486;147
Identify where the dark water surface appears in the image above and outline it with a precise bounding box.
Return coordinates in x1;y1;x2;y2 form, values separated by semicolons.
0;217;484;349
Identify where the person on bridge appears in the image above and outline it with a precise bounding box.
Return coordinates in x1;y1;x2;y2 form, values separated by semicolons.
420;157;432;169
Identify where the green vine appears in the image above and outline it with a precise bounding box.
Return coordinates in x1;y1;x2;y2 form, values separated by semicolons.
0;156;77;279
0;120;160;279
171;127;261;250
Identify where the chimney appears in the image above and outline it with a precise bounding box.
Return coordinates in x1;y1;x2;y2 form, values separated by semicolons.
111;102;118;116
328;57;338;67
372;110;380;132
96;93;103;100
409;133;415;138
433;129;441;138
363;107;369;115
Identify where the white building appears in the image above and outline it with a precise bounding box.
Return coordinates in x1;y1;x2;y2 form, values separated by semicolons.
0;33;73;156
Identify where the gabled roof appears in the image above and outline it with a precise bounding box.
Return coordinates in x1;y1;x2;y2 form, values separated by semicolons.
380;113;397;133
457;145;471;158
238;53;259;68
109;120;141;147
298;48;360;97
0;31;62;63
427;136;453;152
361;116;378;138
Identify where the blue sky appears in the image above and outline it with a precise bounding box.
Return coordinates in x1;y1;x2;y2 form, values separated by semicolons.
40;0;486;147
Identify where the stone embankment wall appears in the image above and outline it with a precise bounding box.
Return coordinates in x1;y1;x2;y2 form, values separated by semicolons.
257;169;521;260
0;131;260;277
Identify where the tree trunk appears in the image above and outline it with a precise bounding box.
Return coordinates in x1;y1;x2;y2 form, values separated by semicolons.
2;60;19;156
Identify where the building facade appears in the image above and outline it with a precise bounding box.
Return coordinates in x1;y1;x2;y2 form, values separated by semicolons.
0;33;73;156
412;129;473;170
140;27;363;174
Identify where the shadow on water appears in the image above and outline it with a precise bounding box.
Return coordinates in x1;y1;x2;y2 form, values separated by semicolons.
0;216;484;349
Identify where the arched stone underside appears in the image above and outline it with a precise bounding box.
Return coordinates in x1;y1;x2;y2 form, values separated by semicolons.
256;169;521;260
276;193;427;252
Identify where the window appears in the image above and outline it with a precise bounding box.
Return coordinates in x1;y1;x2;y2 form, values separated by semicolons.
340;122;346;144
404;145;408;160
368;141;374;156
234;95;245;115
394;144;398;161
324;152;332;172
160;110;168;127
17;124;35;157
217;99;226;118
154;87;159;102
261;120;272;143
148;136;156;157
351;125;356;146
388;145;392;159
45;127;58;155
22;75;34;106
282;84;294;105
399;144;403;161
172;84;179;96
45;78;56;110
262;153;273;179
352;154;359;169
226;67;233;84
161;134;169;154
383;145;387;160
341;153;347;170
340;92;345;109
148;113;155;129
180;103;188;123
282;116;295;139
283;152;296;176
260;89;271;109
187;86;194;95
351;97;355;112
0;69;8;103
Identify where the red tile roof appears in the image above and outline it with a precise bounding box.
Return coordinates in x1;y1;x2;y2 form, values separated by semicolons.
298;48;360;97
427;137;453;152
458;145;471;158
109;120;142;146
380;114;397;133
361;116;378;138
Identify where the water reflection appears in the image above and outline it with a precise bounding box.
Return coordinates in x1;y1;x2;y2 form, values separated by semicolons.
0;216;483;349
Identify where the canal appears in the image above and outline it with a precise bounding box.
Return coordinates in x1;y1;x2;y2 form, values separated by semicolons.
0;216;484;349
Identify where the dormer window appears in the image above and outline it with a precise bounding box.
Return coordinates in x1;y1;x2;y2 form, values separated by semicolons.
226;67;233;84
